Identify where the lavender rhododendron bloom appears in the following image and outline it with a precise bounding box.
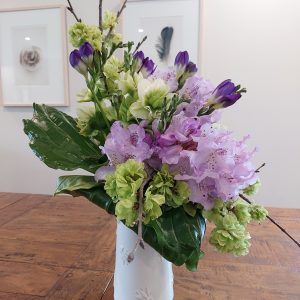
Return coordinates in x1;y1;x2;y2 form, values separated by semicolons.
79;42;94;66
102;121;153;165
69;50;87;76
208;79;245;109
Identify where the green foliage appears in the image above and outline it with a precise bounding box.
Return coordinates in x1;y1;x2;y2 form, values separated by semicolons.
23;104;107;173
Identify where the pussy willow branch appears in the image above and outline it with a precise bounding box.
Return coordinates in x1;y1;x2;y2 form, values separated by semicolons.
99;0;103;30
255;163;266;173
104;0;128;43
128;172;153;263
239;193;300;248
66;0;82;22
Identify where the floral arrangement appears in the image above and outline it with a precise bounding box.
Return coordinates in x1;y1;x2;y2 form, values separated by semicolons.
23;1;269;271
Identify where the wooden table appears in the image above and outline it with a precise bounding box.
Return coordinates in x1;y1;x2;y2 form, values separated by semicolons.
0;193;299;299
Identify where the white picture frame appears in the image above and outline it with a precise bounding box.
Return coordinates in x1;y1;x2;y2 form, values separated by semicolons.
0;5;69;107
122;0;200;69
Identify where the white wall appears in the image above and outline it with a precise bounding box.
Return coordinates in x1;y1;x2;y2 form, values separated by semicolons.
1;0;299;208
201;0;300;208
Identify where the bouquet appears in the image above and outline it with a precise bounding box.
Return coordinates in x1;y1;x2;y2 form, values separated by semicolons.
23;1;268;272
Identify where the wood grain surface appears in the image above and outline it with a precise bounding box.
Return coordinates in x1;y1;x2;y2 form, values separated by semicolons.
0;193;299;300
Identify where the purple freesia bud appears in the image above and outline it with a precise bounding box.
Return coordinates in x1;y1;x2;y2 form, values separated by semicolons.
174;51;189;78
208;79;246;108
79;42;94;66
185;62;198;76
133;51;145;71
141;57;156;78
69;50;88;76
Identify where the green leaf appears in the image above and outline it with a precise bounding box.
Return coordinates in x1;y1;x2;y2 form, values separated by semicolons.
137;207;206;271
55;175;115;215
119;96;136;123
23;104;107;173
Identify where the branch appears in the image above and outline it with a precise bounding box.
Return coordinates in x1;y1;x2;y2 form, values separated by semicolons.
66;0;82;22
239;193;300;248
133;36;148;55
99;0;104;31
128;172;153;263
104;0;128;44
255;163;266;173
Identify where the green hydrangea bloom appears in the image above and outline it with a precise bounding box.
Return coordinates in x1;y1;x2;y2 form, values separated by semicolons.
104;56;122;81
143;187;165;224
249;204;268;221
115;199;138;227
69;22;102;50
130;79;170;120
104;160;147;226
149;165;190;208
209;226;251;256
107;33;123;46
102;10;118;30
230;200;252;225
243;180;261;196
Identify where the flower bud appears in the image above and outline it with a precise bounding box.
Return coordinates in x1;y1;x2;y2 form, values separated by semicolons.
174;51;189;79
133;51;145;72
79;42;94;66
141;57;156;78
69;50;88;76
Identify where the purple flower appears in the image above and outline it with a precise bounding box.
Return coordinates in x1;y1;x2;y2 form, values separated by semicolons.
141;57;156;78
79;42;94;66
133;51;145;71
69;50;87;76
101;121;153;166
208;79;246;109
185;62;198;76
174;51;189;78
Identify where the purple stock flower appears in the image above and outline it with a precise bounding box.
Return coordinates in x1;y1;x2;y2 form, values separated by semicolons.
141;57;156;78
69;50;88;76
79;42;94;66
208;79;246;109
101;121;153;166
133;51;145;71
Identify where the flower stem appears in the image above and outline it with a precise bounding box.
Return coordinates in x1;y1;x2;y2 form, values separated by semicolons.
128;172;154;263
99;0;103;31
66;0;82;22
239;193;300;248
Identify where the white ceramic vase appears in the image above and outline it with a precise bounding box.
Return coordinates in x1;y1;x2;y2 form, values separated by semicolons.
114;221;174;300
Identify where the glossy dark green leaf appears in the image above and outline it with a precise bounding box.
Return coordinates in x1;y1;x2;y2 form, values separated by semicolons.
55;175;115;215
140;207;206;271
23;104;107;173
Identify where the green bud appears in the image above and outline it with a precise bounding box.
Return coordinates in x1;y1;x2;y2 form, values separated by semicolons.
104;174;118;200
115;199;138;227
143;188;165;224
243;180;261;196
231;200;252;225
249;204;268;222
102;10;118;30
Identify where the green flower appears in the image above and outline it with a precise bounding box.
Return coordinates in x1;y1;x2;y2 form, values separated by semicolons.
243;180;261;196
107;32;123;47
118;72;142;99
69;22;102;50
149;165;190;208
77;89;93;103
209;225;251;256
143;187;165;224
115;199;138;227
102;10;118;30
130;78;170;120
231;200;252;225
249;204;268;222
104;160;147;226
104;56;122;81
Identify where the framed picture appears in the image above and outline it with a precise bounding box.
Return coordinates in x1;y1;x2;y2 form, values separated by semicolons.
123;0;200;69
0;5;69;107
